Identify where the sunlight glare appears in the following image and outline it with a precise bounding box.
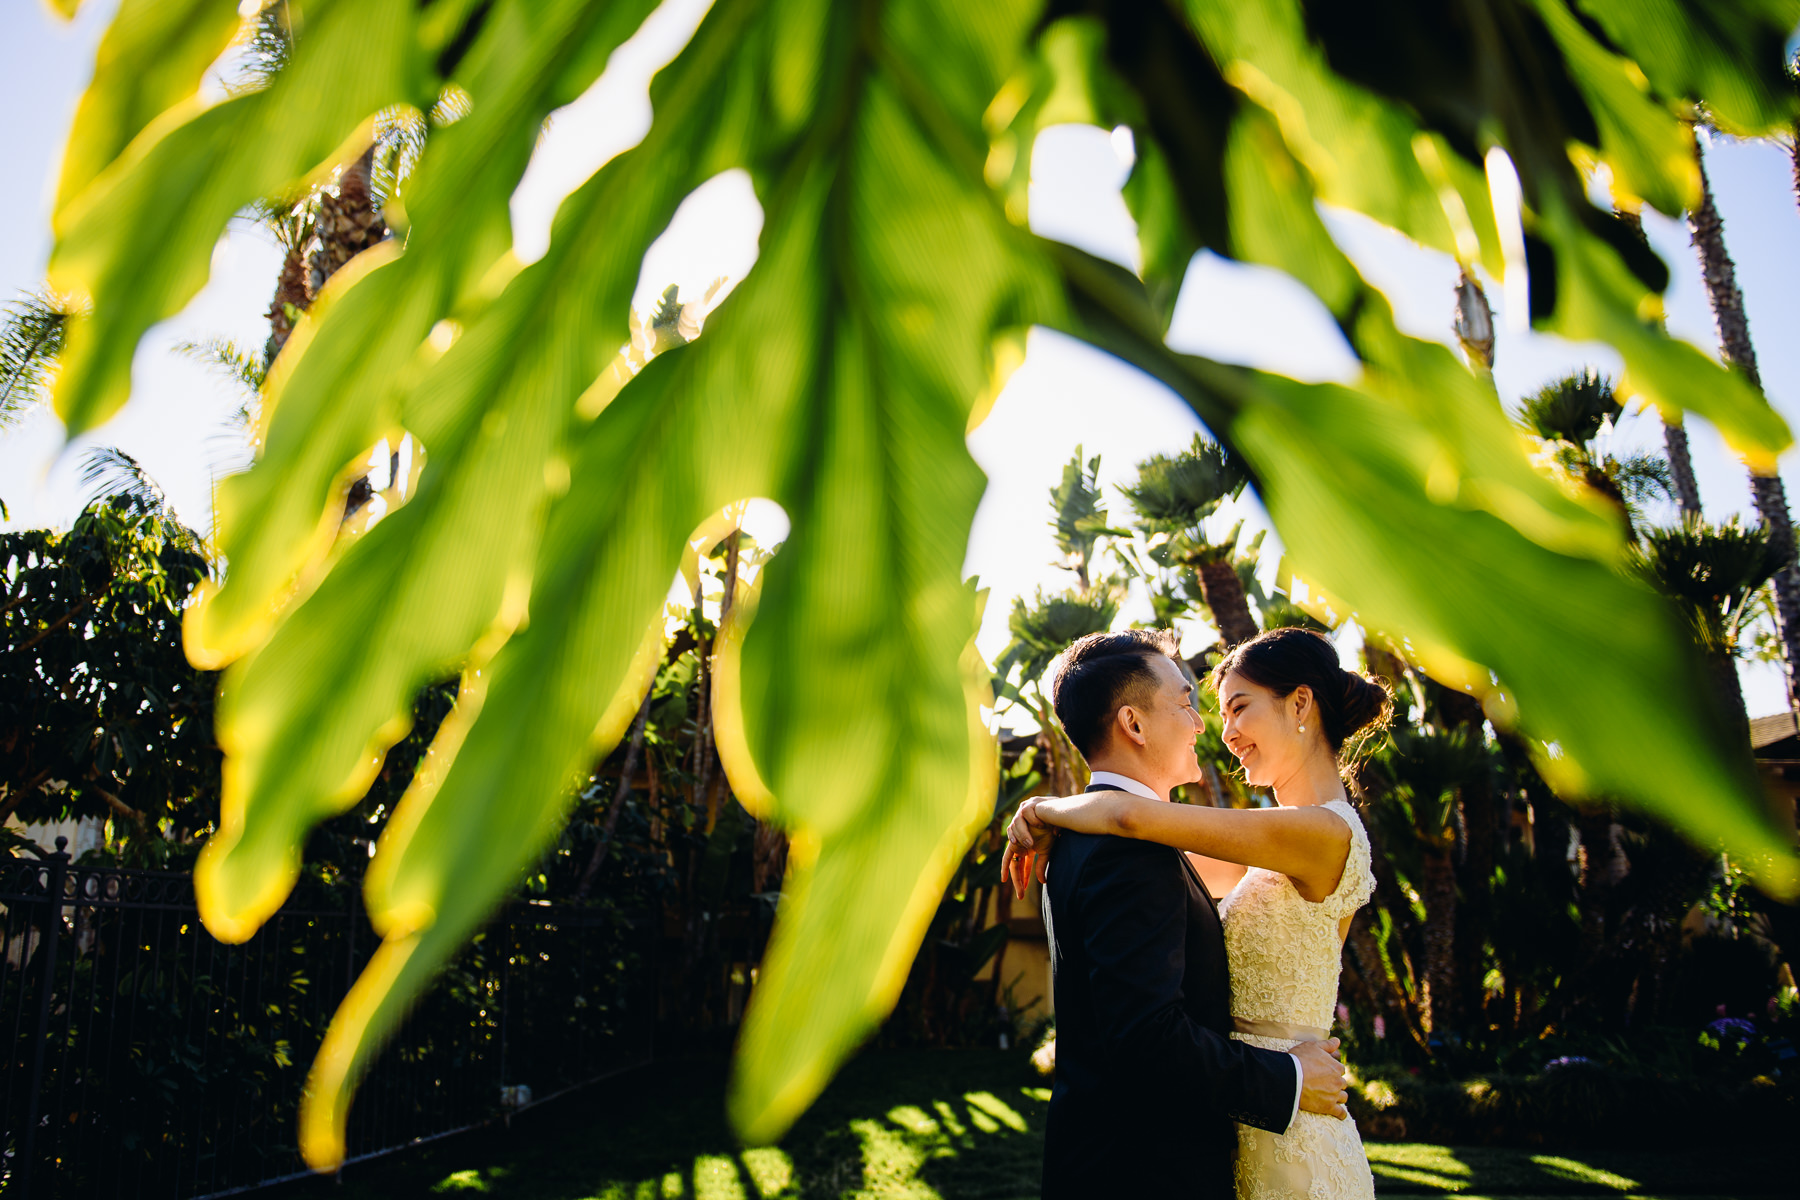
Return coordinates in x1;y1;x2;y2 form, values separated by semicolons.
510;0;716;265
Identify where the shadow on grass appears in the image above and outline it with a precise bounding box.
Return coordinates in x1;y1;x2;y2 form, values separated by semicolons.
276;1050;1047;1200
1367;1143;1787;1196
271;1050;1787;1199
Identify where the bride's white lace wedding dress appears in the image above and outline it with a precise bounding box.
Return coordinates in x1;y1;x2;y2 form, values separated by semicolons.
1218;798;1376;1200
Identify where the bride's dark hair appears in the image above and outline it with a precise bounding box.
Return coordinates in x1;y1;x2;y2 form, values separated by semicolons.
1209;627;1391;758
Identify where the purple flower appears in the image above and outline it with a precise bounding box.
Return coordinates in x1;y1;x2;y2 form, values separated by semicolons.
1337;1004;1351;1026
1706;1017;1757;1039
1543;1055;1594;1071
1372;1015;1386;1040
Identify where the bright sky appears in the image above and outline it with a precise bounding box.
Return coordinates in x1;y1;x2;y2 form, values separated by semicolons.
6;0;1800;720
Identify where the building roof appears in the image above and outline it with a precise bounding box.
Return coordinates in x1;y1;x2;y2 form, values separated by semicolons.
1751;710;1799;751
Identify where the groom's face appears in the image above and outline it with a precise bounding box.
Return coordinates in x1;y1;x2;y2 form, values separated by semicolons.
1129;655;1204;786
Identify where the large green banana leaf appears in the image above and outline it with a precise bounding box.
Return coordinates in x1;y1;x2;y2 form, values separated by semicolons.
43;0;1800;1166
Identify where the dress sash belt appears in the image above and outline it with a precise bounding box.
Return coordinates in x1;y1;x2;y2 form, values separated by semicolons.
1232;1016;1330;1042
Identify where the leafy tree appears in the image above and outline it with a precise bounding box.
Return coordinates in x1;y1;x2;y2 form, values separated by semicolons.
1;495;218;856
38;0;1800;1162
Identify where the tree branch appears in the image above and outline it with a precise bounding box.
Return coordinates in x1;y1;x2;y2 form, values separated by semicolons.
13;599;90;655
85;775;146;830
0;767;56;827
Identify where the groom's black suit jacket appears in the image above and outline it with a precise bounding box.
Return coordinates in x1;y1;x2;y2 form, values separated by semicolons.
1041;789;1298;1199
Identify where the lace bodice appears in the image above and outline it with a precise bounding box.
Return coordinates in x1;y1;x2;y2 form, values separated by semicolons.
1217;799;1373;1032
1218;799;1377;1200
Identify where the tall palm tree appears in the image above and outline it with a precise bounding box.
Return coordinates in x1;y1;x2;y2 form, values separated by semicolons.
243;5;391;365
1610;207;1704;518
1119;435;1258;647
1690;131;1800;711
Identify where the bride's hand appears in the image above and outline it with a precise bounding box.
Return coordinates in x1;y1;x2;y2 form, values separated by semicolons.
1001;799;1055;899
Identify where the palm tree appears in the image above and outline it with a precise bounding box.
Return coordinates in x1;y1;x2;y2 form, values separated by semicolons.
1119;435;1258;647
1636;516;1786;747
1047;446;1108;591
241;5;391;365
1689;130;1800;711
1368;724;1489;1040
1518;370;1674;539
995;588;1118;796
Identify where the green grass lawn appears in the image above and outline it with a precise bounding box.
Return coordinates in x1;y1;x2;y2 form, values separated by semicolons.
274;1050;1783;1200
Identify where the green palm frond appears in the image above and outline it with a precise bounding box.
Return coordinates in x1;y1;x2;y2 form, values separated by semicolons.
230;0;293;96
1519;369;1622;447
1120;435;1246;532
1609;452;1674;507
175;337;268;400
997;586;1120;691
1636;516;1786;656
1048;447;1108;584
1369;725;1488;843
1;290;74;425
371;103;431;213
80;446;168;511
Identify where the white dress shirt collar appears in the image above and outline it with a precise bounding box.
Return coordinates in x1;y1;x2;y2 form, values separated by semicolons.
1086;770;1162;801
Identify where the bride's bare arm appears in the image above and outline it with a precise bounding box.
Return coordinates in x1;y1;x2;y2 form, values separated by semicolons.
1025;790;1352;901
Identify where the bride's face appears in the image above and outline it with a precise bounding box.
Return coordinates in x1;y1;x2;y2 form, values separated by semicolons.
1217;670;1310;788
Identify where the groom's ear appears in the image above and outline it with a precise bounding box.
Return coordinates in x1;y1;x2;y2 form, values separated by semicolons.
1115;703;1148;747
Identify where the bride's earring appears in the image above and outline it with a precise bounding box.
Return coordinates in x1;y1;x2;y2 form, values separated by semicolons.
1298;724;1307;734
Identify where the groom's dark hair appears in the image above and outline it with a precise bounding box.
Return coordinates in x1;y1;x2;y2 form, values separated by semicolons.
1049;629;1182;761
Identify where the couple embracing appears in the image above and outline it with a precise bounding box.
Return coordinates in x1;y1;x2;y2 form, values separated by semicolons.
1001;626;1390;1199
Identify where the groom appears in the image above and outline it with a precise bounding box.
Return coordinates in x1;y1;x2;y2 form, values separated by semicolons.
1008;630;1348;1198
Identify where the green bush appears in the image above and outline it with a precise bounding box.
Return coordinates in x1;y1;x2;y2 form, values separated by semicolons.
1349;1060;1794;1148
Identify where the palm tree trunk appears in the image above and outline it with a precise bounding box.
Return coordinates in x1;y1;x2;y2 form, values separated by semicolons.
1195;559;1260;647
308;146;387;296
1438;688;1494;1030
1691;132;1800;710
1615;206;1704;519
1346;911;1428;1051
264;241;310;363
1419;845;1457;1040
1662;421;1704;519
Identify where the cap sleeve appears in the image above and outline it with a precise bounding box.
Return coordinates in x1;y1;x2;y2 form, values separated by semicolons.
1321;799;1374;919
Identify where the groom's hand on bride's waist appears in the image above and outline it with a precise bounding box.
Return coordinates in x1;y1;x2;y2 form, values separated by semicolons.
1294;1037;1350;1120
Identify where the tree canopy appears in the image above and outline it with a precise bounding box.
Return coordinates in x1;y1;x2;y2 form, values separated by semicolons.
38;0;1800;1166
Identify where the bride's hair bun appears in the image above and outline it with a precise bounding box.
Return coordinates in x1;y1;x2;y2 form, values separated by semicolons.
1209;627;1392;756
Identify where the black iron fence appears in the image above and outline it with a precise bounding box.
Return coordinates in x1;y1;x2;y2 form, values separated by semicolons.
1;840;654;1198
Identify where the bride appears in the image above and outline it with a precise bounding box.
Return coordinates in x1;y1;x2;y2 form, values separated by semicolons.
1006;626;1390;1200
